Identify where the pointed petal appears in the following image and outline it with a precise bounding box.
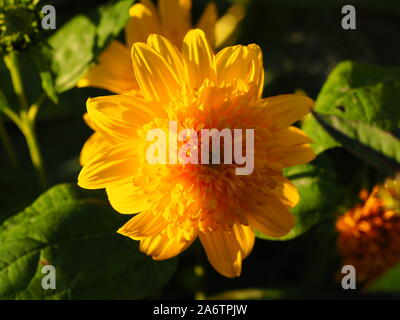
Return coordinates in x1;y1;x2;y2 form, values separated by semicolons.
216;44;264;95
131;42;182;102
118;211;166;239
271;177;300;208
126;3;160;48
215;4;245;47
147;34;188;84
233;224;255;259
182;29;216;90
283;144;316;167
78;141;138;190
106;180;150;214
200;228;242;278
86;95;153;144
261;94;314;129
138;230;194;260
79;132;110;166
77;41;136;94
275;126;313;147
196;2;218;47
248;195;296;238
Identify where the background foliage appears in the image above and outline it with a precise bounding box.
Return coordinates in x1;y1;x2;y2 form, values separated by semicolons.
0;0;400;299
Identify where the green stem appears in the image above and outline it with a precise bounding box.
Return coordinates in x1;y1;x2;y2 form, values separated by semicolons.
21;114;47;190
4;52;48;190
0;118;19;169
3;53;29;111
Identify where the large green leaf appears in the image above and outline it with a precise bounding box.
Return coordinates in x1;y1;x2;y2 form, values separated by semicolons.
0;184;177;299
312;112;400;176
256;155;341;241
302;61;400;154
48;0;133;92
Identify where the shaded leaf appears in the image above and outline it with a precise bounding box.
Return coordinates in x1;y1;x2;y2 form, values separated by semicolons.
302;61;400;154
48;0;133;92
0;183;177;299
31;46;58;104
313;112;400;176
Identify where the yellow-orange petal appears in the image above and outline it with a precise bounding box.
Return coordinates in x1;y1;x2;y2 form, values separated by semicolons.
86;95;153;144
216;44;263;95
261;94;314;129
200;228;243;278
77;41;136;94
118;211;166;239
78;141;138;190
125;3;160;48
182;29;216;90
233;224;255;259
158;0;192;47
215;4;245;48
271;177;300;208
131;42;182;102
106;180;150;214
139;230;194;260
147;34;188;84
283;144;316;167
79;132;110;166
248;195;296;237
196;2;218;48
275;126;313;147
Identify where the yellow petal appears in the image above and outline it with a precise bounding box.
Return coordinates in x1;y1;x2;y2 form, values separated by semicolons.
106;180;150;214
86;95;153;144
216;44;264;95
275;126;313;147
199;228;242;278
158;0;192;46
215;4;245;48
118;211;166;239
283;144;316;167
125;3;160;48
147;34;188;84
79;132;110;166
233;224;255;259
77;41;136;94
78;141;138;190
271;177;300;208
196;2;218;48
83;112;95;131
182;29;216;90
131;42;182;102
248;195;296;238
138;230;194;260
261;94;314;129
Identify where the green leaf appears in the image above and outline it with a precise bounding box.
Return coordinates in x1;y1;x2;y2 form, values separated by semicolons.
31;46;58;104
0;184;177;300
48;0;133;93
313;112;400;176
302;61;400;154
368;263;400;293
256;155;341;241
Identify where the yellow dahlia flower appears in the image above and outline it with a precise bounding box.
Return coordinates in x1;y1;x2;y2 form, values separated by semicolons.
78;29;315;277
337;183;400;284
77;0;245;94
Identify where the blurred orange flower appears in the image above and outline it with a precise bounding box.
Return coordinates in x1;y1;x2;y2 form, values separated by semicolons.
336;179;400;284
